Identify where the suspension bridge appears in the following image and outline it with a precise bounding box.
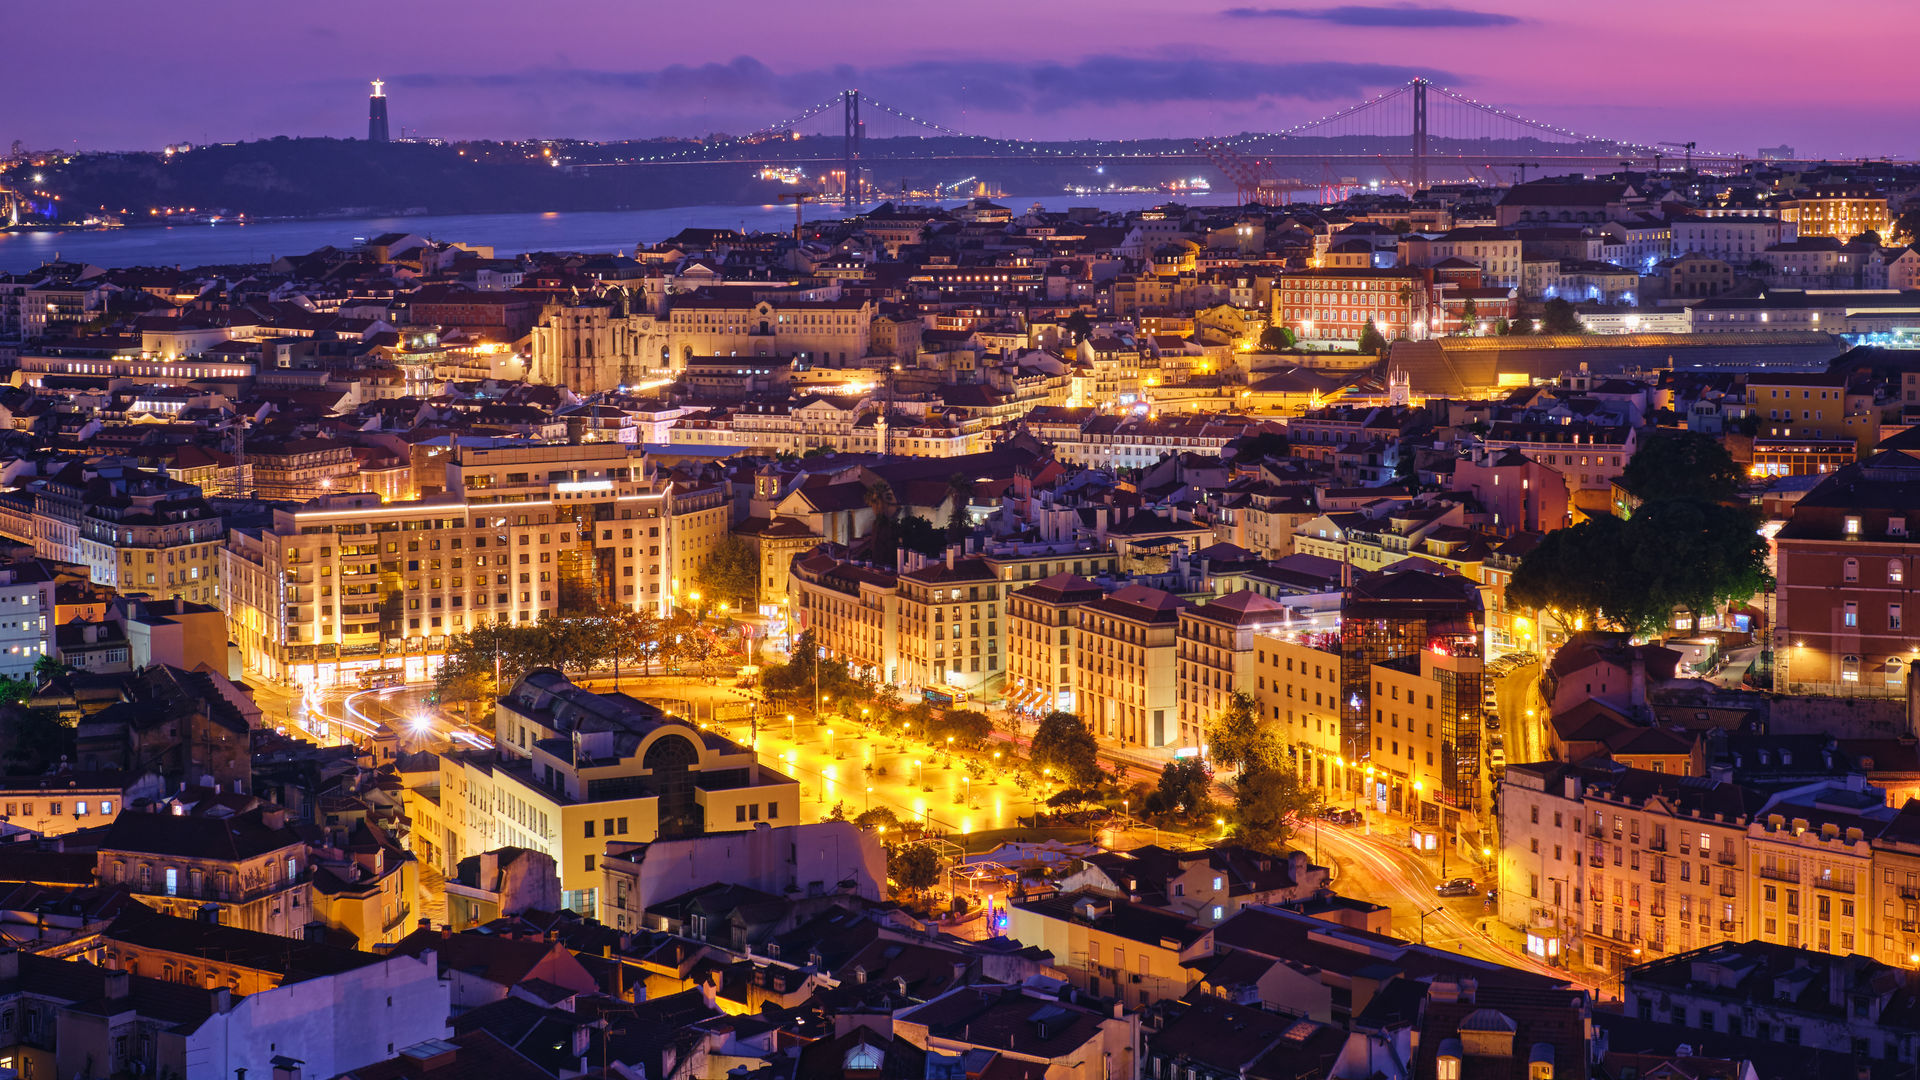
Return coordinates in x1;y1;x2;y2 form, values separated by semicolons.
568;78;1746;205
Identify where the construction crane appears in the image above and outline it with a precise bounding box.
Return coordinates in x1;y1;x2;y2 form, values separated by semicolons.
1490;162;1538;186
776;191;813;245
1658;141;1697;171
1195;140;1316;206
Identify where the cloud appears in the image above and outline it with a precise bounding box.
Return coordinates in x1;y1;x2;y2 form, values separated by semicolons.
392;54;1446;130
1223;4;1520;27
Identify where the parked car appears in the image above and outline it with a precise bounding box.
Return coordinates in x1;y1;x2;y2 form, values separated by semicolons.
1436;877;1478;897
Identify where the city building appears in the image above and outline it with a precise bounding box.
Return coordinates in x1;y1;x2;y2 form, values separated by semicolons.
1773;451;1920;694
222;444;701;688
1174;591;1290;754
1076;584;1190;758
431;669;799;917
95;794;313;937
1007;573;1106;718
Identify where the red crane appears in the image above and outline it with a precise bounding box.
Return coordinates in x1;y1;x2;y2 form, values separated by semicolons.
1196;140;1314;206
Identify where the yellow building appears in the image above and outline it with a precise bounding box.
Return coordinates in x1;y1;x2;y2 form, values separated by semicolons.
1007;573;1105;717
1782;188;1890;241
433;669;799;919
1006;891;1210;1010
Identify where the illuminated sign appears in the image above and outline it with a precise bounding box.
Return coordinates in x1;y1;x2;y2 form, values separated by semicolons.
554;480;614;493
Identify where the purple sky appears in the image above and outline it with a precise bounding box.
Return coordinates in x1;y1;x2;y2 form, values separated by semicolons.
12;1;1908;159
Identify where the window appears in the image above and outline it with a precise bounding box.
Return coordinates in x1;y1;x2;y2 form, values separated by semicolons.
1845;558;1860;583
164;868;178;896
584;820;594;839
1211;905;1223;921
1893;604;1904;632
1893;560;1907;584
1845;601;1859;628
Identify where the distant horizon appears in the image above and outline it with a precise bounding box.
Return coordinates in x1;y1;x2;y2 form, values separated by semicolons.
8;0;1913;160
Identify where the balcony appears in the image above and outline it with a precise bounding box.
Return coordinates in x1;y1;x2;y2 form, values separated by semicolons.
1720;920;1738;932
1717;851;1737;866
1719;882;1739;898
1899;886;1920;901
1757;865;1800;884
1813;875;1855;894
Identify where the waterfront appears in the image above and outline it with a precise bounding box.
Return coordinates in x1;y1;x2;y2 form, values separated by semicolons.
0;191;1185;272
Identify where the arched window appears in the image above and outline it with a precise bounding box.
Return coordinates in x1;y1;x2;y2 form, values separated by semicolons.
1891;560;1905;585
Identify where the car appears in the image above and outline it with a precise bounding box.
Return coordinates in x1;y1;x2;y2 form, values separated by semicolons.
1436;877;1477;897
1321;808;1363;827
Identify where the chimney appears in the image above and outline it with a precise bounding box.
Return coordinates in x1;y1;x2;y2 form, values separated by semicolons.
102;968;131;1002
271;1058;304;1080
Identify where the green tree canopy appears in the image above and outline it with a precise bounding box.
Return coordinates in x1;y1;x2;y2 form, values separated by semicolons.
925;708;993;749
1206;692;1266;771
888;843;941;894
1356;321;1387;355
1031;710;1103;788
1148;757;1216;819
1541;297;1583;334
1509;498;1771;637
1618;430;1744;505
1258;324;1296;351
1231;764;1318;855
696;533;760;610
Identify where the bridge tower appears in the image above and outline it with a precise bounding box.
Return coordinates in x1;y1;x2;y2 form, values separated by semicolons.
1410;78;1428;191
842;89;863;210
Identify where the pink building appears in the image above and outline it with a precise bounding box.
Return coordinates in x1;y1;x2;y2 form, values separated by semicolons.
1451;447;1570;535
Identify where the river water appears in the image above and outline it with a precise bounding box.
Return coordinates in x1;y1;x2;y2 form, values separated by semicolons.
0;191;1187;272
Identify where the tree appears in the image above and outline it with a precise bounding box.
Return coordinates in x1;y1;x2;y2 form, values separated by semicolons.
1205;692;1265;772
696;534;760;610
1618;430;1743;505
0;702;74;773
943;474;975;543
1461;296;1479;325
888;843;941;895
1508;498;1771;638
1030;710;1103;788
1540;297;1583;335
1149;757;1216;819
1356;320;1387;356
865;482;900;568
1895;203;1920;245
1061;311;1095;345
926;708;993;749
1258;324;1295;351
1230;431;1290;463
1232;764;1319;855
854;806;901;831
896;515;946;559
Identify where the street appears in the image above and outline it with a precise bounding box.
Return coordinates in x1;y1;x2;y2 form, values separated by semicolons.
270;667;1593;989
1306;812;1597;991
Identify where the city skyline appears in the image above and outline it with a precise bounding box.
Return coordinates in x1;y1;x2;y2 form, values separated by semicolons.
8;0;1912;159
